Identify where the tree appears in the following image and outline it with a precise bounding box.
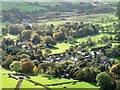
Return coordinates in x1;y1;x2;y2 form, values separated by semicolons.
3;38;14;46
18;54;30;60
96;72;116;90
110;63;120;79
2;27;8;35
45;66;54;77
44;48;52;58
33;66;38;74
38;63;49;74
21;58;35;74
53;33;60;40
31;34;41;44
6;45;20;55
2;55;13;69
9;61;21;74
44;36;57;46
18;30;32;41
9;24;23;35
33;60;39;67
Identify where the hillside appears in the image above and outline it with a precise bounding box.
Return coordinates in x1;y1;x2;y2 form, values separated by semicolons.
1;0;120;2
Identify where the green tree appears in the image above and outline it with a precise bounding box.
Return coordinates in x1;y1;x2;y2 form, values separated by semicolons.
10;61;21;74
96;72;116;90
31;34;41;44
44;36;57;46
19;30;32;41
2;55;13;69
2;27;8;35
9;24;23;35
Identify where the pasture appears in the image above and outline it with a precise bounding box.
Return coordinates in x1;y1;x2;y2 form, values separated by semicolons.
1;67;99;89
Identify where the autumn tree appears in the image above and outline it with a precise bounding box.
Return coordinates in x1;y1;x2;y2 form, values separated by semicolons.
110;63;120;79
21;58;35;74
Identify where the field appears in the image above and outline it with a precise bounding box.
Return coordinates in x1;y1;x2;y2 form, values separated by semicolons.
1;2;47;12
1;67;99;89
49;33;116;54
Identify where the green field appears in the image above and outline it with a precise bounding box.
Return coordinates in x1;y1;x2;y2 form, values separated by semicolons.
2;2;46;12
1;67;99;89
4;34;17;41
3;33;116;54
49;42;72;54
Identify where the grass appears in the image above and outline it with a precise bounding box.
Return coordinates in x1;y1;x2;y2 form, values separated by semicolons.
68;13;117;23
49;82;99;89
2;2;46;12
1;68;99;89
4;34;17;41
76;33;115;43
2;74;18;88
20;80;44;88
49;42;72;54
30;75;76;85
